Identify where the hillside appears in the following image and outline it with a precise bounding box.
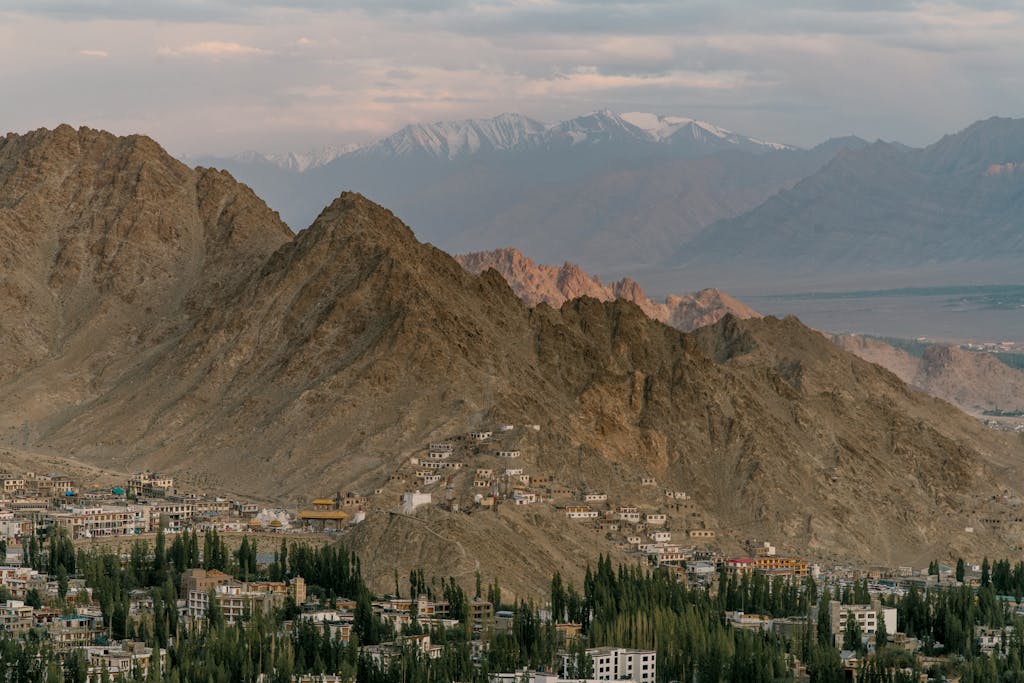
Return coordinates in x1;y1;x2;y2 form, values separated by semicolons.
455;247;758;331
833;335;1024;416
677;117;1024;289
2;127;1024;595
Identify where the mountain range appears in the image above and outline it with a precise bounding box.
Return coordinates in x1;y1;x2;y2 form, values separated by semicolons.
3;125;1024;594
194;113;1024;294
668;116;1024;290
190;110;861;272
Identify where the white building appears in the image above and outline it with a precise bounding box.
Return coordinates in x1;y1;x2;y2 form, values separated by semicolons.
401;491;432;514
828;601;897;647
562;647;656;683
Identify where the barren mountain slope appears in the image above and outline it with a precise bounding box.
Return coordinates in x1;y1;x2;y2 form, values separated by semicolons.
2;129;1024;595
0;125;292;426
832;334;1024;415
456;247;758;331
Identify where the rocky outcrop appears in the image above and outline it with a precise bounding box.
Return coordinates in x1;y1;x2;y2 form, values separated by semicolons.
455;247;759;332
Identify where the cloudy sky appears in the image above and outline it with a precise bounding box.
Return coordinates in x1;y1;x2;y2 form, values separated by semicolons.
2;0;1023;155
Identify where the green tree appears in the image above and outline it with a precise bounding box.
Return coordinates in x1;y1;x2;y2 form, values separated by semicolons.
843;612;863;653
875;611;888;649
956;558;965;583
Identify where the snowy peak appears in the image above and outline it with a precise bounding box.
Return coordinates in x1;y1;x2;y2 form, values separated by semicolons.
361;112;548;160
549;109;649;145
621;111;792;151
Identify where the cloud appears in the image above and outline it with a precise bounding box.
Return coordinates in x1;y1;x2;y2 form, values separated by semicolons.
296;36;315;46
157;41;266;58
78;49;108;57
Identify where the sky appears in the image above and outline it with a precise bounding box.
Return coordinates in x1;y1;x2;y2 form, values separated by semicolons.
2;0;1024;156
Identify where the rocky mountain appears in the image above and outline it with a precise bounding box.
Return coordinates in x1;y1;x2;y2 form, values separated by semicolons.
191;112;859;271
3;126;1023;595
676;117;1024;289
832;335;1024;416
455;247;758;331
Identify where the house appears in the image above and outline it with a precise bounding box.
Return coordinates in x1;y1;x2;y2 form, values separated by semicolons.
640;477;656;487
649;531;671;543
688;529;715;540
0;474;25;495
645;514;667;526
401;491;432;513
583;493;607;503
470;431;493;441
617;506;641;523
428;442;453;452
496;450;521;458
564;506;598;520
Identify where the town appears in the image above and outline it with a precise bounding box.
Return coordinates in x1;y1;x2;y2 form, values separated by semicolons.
4;426;1024;681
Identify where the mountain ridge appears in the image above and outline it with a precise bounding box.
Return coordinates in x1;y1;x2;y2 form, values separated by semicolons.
455;247;759;331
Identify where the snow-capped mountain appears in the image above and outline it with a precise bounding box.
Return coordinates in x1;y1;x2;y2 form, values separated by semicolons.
358;112;549;160
620;112;793;151
190;110;791;170
353;110;792;160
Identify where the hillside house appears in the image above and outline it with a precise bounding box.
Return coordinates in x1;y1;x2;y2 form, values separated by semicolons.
565;506;598;520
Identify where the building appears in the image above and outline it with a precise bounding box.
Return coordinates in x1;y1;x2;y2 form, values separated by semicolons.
562;647;656;683
127;472;175;497
298;498;350;530
617;507;641;523
827;601;897;648
48;614;104;652
46;505;150;539
565;506;599;520
85;642;167;682
401;491;432;514
0;474;25;495
0;600;35;635
183;569;304;623
753;557;809;579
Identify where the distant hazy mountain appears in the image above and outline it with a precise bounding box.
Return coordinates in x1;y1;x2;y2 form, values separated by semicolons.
189;110;859;272
675;117;1024;289
185;143;360;173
